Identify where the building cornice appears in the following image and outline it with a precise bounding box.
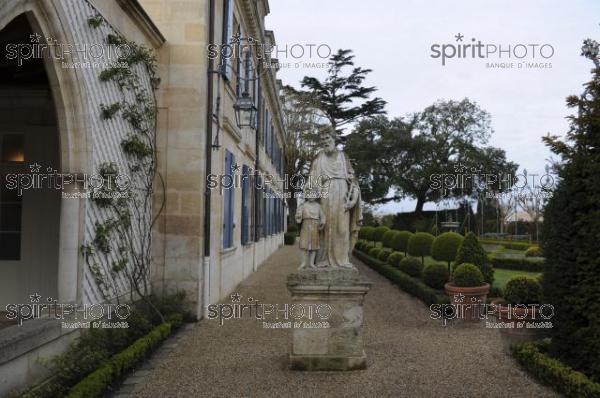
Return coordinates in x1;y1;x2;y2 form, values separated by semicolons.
116;0;165;47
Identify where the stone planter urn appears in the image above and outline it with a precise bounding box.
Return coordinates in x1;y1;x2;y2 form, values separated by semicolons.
444;282;490;322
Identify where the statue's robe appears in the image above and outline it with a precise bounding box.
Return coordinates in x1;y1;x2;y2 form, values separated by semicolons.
308;149;362;268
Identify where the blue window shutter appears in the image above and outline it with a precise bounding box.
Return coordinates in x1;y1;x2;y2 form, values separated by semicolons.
260;193;264;238
269;124;274;160
241;165;249;245
266;189;270;236
264;109;269;148
223;150;235;248
267;189;271;235
278;199;282;233
276;198;279;233
222;0;234;80
223;151;231;248
270;194;274;235
230;153;235;246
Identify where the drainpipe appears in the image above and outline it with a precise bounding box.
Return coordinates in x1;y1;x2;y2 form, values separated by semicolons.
253;62;261;273
203;0;216;319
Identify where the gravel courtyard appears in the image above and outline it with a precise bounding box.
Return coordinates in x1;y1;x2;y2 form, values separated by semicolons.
130;245;557;398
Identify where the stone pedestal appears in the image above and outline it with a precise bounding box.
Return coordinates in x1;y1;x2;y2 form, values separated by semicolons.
286;268;371;371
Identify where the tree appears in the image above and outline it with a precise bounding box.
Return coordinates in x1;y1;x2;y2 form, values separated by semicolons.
515;184;548;241
454;232;493;285
344;116;414;203
297;49;386;136
431;232;464;271
541;37;600;380
345;101;518;213
281;85;325;225
407;232;435;264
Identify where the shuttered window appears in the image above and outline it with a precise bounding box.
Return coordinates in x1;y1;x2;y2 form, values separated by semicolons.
223;150;235;248
241;164;250;245
221;0;234;80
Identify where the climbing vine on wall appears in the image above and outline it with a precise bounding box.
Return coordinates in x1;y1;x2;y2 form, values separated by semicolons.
81;13;165;321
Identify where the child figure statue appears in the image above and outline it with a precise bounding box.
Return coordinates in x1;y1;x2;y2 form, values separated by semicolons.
295;191;326;270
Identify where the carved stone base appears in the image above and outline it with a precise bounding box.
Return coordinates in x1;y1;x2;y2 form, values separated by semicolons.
286;268;371;371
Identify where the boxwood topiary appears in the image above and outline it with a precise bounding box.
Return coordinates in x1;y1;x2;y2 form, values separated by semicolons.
358;226;375;241
372;226;390;243
398;256;424;278
382;230;399;248
391;231;413;255
368;247;382;258
524;246;542;257
362;242;375;253
387;251;405;268
423;263;450;290
407;232;435;263
284;232;296;245
378;248;392;262
354;240;362;251
431;232;463;271
452;263;484;287
454;232;494;285
504;276;542;305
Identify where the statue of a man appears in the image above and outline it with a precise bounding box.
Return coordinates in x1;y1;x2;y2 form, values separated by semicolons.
308;129;362;269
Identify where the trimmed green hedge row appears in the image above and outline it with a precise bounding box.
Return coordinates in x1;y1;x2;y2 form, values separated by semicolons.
66;320;177;398
480;239;534;251
511;341;600;398
353;250;449;306
488;254;545;272
284;232;296;245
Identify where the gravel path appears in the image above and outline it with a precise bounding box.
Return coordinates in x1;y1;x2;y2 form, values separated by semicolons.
132;245;557;398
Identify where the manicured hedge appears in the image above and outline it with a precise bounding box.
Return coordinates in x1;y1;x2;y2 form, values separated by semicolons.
284;232;296;245
398;256;423;278
391;231;413;254
378;248;392;262
368;247;382;258
488;254;545;272
480;239;534;251
431;232;463;268
525;246;543;257
387;251;404;267
455;232;493;285
381;230;398;248
423;263;450;290
67;321;176;398
358;226;375;241
511;341;600;398
353;249;449;306
407;232;435;261
372;226;390;242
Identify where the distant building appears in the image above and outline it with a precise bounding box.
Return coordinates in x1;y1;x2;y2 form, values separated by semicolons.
504;210;544;223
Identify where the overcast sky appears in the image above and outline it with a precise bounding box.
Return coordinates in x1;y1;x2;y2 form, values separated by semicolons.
266;0;600;214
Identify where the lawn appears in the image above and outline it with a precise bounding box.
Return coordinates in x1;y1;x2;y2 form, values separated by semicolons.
493;268;542;290
420;256;542;290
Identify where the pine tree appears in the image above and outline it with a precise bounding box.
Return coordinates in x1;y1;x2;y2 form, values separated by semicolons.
296;49;386;136
541;38;600;381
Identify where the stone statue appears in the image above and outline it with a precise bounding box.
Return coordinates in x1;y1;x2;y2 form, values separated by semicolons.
287;129;370;371
305;129;362;270
295;190;325;269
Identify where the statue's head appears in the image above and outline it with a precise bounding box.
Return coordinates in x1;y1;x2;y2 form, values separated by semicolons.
319;128;337;154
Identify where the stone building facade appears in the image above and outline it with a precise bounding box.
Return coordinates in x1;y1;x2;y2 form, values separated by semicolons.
0;0;285;393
